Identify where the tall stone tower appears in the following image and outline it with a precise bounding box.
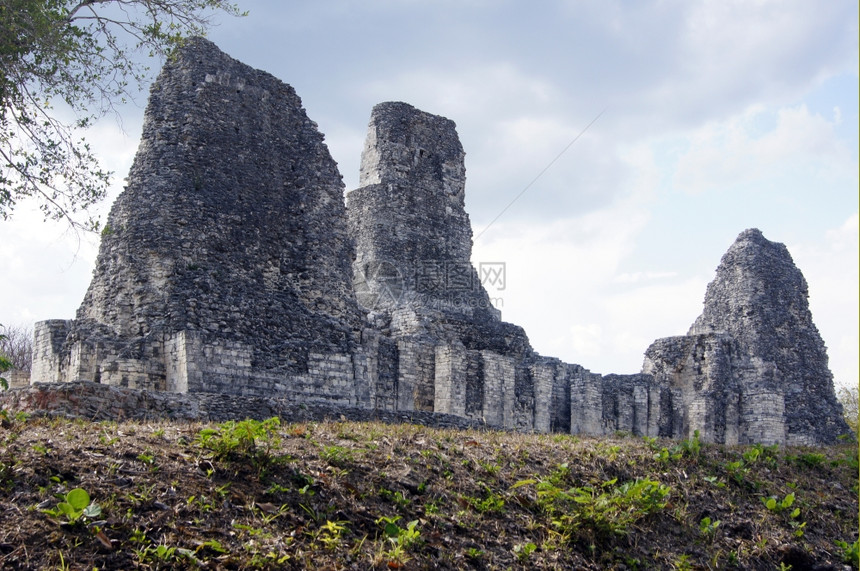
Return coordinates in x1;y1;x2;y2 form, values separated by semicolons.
347;102;501;326
31;38;364;402
346;103;545;422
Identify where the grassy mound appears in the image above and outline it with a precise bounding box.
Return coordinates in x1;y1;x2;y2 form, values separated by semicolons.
0;412;856;569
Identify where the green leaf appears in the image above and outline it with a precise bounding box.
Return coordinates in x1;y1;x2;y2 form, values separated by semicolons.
57;502;77;517
765;497;777;510
383;522;401;538
509;479;537;490
65;488;90;510
83;503;102;518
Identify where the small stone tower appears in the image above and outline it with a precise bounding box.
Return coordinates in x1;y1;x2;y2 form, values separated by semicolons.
643;229;850;445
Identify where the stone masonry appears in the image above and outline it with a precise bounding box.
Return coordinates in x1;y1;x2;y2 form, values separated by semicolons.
19;40;850;445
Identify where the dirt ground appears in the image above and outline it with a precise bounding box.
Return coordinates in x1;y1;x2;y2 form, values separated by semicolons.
0;412;856;570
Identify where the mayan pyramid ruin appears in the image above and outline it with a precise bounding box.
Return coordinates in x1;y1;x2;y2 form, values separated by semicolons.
24;38;850;445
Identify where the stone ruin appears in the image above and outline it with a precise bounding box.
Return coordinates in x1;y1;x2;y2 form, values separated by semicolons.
22;38;850;445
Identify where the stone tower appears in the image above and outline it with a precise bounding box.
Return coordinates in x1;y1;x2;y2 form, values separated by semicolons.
32;38;365;403
347;103;547;423
643;229;849;444
347;102;501;326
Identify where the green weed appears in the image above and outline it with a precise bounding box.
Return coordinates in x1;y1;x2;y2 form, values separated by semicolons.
518;476;670;540
195;417;282;465
41;488;102;524
513;541;537;562
835;539;860;566
699;516;720;542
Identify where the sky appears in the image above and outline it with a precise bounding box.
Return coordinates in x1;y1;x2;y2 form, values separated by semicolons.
1;0;857;389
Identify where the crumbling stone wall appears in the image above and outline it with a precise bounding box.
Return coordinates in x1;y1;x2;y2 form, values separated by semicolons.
23;40;850;445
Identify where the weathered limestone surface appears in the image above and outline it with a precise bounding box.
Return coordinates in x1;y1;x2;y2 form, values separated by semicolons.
19;41;849;446
643;229;850;445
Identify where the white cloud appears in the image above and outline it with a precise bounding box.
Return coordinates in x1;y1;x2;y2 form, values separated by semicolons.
673;104;856;193
359;64;559;125
0;118;137;328
788;213;859;391
472;188;655;372
638;0;858;123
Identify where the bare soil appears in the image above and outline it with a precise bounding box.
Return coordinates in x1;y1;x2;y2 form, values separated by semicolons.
0;413;856;570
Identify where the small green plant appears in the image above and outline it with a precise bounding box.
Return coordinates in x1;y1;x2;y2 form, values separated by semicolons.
762;492;795;513
699;516;720;542
196;539;228;555
464;485;506;514
477;459;501;476
195;417;282;465
703;475;725;488
521;476;670;540
513;541;537;562
316;520;348;550
654;431;702;463
674;553;694;571
465;547;483;560
254;502;289;524
42;488;102;524
379;487;410;507
835;539;860;566
679;430;701;458
320;444;355;466
725;459;751;485
137;543;198;565
742;445;762;464
762;492;805;537
795;452;826;468
377;516;421;567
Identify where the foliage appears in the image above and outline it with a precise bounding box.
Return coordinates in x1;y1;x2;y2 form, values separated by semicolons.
0;0;245;230
519;475;671;540
376;515;421;567
0;417;857;569
195;417;281;465
761;492;795;514
835;539;860;566
652;430;702;463
698;516;720;542
513;541;537;562
41;487;101;523
0;322;33;373
0;323;12;390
